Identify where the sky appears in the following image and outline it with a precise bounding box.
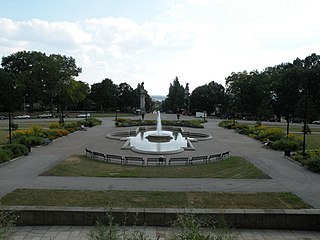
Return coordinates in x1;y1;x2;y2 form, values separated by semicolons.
1;0;320;95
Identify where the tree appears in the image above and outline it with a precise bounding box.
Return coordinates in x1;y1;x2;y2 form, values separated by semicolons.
117;82;135;112
190;81;225;115
1;51;82;112
164;77;185;113
89;78;118;111
225;70;272;119
0;69;18;112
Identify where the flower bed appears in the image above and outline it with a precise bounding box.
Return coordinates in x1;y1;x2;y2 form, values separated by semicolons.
0;118;101;164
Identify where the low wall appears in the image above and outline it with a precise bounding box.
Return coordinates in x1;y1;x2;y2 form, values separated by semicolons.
4;206;320;230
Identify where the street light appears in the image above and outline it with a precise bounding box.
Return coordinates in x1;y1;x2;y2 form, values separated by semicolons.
23;93;28;113
115;109;120;121
302;85;308;156
8;80;17;144
59;70;65;124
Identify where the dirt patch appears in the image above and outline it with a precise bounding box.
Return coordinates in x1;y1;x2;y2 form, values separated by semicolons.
64;155;81;164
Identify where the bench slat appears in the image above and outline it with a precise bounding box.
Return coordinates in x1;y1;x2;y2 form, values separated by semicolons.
169;157;189;165
124;156;144;165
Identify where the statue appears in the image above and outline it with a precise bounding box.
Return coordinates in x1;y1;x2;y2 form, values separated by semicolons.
140;82;145;118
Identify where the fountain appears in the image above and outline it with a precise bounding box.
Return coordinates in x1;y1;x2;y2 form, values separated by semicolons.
146;111;172;142
106;111;212;155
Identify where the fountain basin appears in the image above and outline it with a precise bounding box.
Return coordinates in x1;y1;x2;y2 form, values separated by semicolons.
145;134;173;142
125;130;193;154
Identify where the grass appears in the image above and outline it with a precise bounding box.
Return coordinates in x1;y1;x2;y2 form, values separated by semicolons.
290;133;320;149
41;155;269;179
0;188;311;209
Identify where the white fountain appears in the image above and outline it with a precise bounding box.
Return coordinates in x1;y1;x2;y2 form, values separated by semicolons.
107;111;204;154
146;111;172;142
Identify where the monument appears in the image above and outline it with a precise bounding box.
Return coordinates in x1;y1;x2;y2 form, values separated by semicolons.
140;82;145;119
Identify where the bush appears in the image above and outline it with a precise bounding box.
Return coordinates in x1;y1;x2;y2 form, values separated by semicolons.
0;207;17;239
46;129;69;139
301;124;312;134
13;135;35;147
271;138;303;151
255;128;285;142
2;143;29;157
48;122;60;129
80;117;102;127
11;123;18;130
218;120;235;128
0;148;14;164
304;157;320;173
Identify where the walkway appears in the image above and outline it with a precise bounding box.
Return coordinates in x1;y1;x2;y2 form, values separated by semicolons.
10;225;320;240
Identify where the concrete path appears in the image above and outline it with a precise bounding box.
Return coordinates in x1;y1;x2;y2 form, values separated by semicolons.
10;225;320;240
0;114;319;209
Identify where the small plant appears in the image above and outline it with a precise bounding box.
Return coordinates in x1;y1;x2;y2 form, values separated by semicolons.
11;123;18;130
48;122;60;129
0;148;14;164
0;206;17;240
301;124;311;134
80;117;102;127
2;143;29;157
169;213;237;240
218;120;235;129
304;157;320;173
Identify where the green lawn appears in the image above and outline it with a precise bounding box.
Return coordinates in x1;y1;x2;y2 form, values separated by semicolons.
41;155;269;179
292;133;320;149
0;189;311;209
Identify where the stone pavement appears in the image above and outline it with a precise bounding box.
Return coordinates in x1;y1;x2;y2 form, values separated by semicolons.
10;225;320;240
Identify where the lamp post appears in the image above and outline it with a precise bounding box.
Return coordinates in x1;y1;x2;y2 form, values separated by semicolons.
302;85;308;156
59;70;65;124
115;109;120;121
23;93;28;114
8;80;17;144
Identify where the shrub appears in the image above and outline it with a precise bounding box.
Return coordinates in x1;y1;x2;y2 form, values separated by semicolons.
48;122;60;129
2;143;29;157
80;117;102;127
271;138;303;151
0;207;17;239
47;129;69;139
218;120;235;128
0;148;14;164
170;213;237;240
116;118;126;122
301;124;311;134
255;128;285;142
31;125;46;137
304;157;320;173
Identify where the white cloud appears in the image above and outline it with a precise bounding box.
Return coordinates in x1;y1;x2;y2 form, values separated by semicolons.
1;0;320;95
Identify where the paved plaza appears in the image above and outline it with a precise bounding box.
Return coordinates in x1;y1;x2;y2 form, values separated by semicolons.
1;114;320;239
10;225;320;240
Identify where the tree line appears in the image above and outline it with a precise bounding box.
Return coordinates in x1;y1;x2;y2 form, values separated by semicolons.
162;53;320;122
0;51;152;114
1;50;320;122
